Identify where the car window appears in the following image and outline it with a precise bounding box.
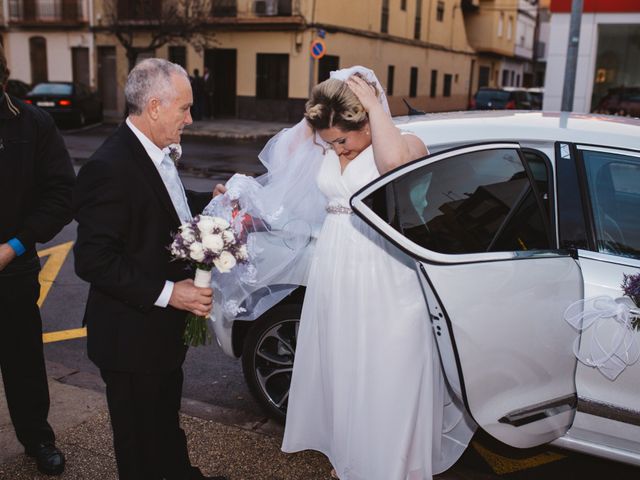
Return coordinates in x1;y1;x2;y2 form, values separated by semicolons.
364;148;551;254
476;90;510;103
31;83;73;95
522;149;551;220
582;149;640;259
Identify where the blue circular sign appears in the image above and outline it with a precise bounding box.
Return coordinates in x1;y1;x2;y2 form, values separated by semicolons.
310;39;326;59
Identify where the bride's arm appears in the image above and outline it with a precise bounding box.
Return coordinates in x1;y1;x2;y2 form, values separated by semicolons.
347;76;428;174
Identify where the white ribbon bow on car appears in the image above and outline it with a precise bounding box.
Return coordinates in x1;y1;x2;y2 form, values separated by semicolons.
564;295;640;380
564;296;640;381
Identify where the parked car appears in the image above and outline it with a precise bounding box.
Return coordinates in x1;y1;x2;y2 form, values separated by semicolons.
213;110;640;467
593;86;640;117
5;79;31;99
526;87;544;109
469;87;533;110
25;81;103;128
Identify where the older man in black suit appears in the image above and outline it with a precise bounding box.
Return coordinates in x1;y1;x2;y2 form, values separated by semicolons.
73;59;226;480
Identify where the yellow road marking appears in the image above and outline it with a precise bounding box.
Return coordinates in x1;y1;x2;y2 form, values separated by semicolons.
37;241;86;343
37;241;74;307
43;327;87;344
472;440;565;475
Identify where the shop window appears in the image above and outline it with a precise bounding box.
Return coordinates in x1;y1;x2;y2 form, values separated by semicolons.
590;24;640;114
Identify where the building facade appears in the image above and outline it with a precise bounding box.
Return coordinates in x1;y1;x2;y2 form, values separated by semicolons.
544;0;640;113
0;0;551;121
89;0;478;120
463;0;538;91
1;0;94;87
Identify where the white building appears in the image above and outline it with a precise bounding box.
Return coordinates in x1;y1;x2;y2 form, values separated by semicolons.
544;0;640;112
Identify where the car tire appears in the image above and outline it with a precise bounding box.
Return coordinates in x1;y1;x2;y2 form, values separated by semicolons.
241;303;301;422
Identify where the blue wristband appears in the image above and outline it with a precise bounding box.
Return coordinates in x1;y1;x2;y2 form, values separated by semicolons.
7;238;26;256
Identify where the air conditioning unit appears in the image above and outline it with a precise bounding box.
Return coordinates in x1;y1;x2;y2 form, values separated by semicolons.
254;0;278;16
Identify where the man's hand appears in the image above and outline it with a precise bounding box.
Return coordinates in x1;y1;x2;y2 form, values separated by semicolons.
0;243;17;272
213;183;227;198
169;279;213;317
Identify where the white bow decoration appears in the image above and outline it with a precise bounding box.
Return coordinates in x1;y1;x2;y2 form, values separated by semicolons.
564;296;640;380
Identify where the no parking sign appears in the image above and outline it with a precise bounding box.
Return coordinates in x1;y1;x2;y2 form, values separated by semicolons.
310;38;326;59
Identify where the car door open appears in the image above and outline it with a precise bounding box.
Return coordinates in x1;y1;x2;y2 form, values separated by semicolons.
351;143;583;448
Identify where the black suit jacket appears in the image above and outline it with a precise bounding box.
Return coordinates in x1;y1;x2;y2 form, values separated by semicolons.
73;123;211;373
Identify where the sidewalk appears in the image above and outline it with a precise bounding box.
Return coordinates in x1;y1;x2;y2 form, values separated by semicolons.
182;118;293;141
0;363;487;479
0;362;332;480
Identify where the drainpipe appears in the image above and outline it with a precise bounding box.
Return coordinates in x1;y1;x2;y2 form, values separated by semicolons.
307;0;316;95
561;0;583;112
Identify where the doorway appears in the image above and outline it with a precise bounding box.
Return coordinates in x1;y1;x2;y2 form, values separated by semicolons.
72;47;90;87
205;48;237;117
29;36;48;84
97;46;117;116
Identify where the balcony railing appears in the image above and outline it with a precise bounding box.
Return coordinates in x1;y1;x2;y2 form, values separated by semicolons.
212;0;236;17
9;0;86;23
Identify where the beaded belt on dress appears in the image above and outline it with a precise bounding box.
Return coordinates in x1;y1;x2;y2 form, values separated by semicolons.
326;205;353;215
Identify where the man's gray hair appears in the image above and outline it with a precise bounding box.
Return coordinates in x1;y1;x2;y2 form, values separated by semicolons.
125;58;189;115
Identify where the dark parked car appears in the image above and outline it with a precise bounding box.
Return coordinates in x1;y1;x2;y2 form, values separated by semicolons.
593;86;640;117
5;79;31;99
25;81;103;128
470;87;533;110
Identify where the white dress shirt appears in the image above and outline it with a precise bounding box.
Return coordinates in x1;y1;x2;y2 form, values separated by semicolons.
125;118;191;308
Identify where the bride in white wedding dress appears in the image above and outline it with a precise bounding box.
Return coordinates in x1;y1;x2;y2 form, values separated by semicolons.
211;66;475;480
277;68;476;480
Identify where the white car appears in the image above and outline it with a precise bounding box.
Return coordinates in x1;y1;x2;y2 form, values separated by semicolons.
211;111;640;467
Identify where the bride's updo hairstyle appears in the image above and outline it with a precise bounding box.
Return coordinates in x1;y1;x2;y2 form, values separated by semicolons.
304;73;378;132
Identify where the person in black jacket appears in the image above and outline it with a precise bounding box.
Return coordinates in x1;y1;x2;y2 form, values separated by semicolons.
73;58;227;480
0;46;74;476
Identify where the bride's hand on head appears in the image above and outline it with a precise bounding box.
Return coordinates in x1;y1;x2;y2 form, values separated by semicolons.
346;75;380;114
213;183;227;198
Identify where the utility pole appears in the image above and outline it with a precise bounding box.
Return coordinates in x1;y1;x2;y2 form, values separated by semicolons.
561;0;583;112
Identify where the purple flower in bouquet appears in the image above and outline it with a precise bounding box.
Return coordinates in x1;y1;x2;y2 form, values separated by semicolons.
622;273;640;308
621;272;640;329
170;215;249;346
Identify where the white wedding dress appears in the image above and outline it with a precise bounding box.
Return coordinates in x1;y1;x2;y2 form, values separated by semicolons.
281;142;476;480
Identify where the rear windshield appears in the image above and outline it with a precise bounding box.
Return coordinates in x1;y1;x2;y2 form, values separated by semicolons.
31;83;73;95
476;90;510;103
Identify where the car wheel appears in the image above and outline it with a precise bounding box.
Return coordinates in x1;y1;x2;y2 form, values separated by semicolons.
241;303;301;422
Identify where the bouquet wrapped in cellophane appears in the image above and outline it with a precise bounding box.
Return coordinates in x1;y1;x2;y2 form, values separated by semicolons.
170;215;248;346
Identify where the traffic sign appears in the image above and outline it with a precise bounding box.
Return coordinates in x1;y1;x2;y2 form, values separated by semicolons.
310;39;326;59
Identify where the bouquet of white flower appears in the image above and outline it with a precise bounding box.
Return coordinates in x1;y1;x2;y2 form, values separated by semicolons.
170;215;249;346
